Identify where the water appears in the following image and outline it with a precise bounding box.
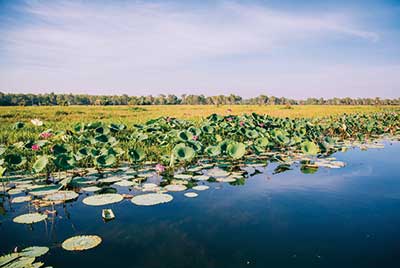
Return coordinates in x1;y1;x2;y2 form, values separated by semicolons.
1;141;400;268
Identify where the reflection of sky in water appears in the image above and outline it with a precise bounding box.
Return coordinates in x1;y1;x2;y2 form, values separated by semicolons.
1;141;400;268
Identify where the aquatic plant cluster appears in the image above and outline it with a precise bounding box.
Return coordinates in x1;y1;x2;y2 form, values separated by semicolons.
0;112;399;175
0;112;398;265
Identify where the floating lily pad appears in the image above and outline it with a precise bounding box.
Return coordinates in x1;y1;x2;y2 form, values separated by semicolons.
184;192;198;198
131;193;173;206
192;185;209;191
0;253;19;266
44;190;79;201
98;176;122;183
114;180;134;187
62;235;102;251
13;213;48;224
193;175;210;181
81;186;102;192
207;168;230;178
174;174;192;180
164;184;187;192
82;193;123;206
11;196;32;203
20;246;49;257
216;176;236;183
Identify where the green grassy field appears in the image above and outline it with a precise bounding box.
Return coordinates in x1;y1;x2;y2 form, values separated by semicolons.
0;105;398;144
1;105;398;124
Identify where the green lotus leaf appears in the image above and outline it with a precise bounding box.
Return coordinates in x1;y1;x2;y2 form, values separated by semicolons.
95;134;109;143
188;126;201;136
52;144;71;155
54;154;75;170
226;142;246;159
20;246;49;257
201;125;214;134
33;155;48;173
0;146;6;156
5;154;26;167
301;141;320;155
128;148;146;162
205;146;221;157
13;121;25;130
177;130;193;141
95;154;116;167
109;123;126;132
173;144;195;161
254;137;269;147
245;129;259;139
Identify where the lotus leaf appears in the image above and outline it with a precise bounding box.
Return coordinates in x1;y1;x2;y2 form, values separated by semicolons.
131;193;173;206
184;192;198;198
62;235;102;251
20;246;49;258
13;213;47;224
226;142;246;159
82;193;123;206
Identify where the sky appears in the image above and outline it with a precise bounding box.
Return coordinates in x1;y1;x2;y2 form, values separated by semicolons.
0;0;399;99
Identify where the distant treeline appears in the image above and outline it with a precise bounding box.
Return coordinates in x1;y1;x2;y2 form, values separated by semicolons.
0;92;399;106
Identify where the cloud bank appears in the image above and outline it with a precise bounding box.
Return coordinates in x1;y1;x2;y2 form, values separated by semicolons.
0;0;398;98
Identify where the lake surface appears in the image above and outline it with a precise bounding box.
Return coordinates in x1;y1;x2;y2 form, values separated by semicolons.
1;141;400;268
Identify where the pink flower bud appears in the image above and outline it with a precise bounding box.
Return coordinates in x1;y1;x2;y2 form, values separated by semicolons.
31;144;40;151
155;164;165;173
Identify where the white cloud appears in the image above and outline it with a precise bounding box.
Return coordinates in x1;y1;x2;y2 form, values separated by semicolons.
0;0;387;97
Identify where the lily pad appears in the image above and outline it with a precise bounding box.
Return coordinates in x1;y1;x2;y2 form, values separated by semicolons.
184;192;198;198
20;246;49;257
131;193;173;206
81;186;101;192
192;185;209;191
164;184;187;192
82;193;123;206
44;190;79;202
62;235;102;251
13;213;48;224
11;196;32;203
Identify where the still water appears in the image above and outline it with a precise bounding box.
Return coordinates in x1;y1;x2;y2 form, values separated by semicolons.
1;141;400;268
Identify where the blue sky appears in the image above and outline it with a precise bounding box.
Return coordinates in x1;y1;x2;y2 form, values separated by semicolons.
0;0;399;98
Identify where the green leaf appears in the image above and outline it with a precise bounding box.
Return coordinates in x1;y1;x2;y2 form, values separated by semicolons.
301;141;320;155
173;144;195;161
95;154;116;167
226;142;246;159
128;148;146;162
33;155;48;173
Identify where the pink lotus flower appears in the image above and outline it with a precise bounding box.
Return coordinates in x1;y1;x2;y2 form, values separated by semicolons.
155;164;165;173
239;121;244;126
31;144;40;151
40;132;52;139
166;117;171;122
258;123;265;127
227;117;233;122
192;135;198;141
